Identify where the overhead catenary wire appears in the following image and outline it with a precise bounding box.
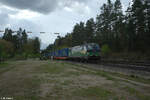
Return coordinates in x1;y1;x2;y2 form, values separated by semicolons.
0;30;57;34
0;30;4;32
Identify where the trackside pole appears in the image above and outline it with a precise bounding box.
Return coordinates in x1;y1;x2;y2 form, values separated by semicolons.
51;56;54;60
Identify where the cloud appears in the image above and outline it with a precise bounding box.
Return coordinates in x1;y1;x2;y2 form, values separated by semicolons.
0;12;9;26
0;0;89;14
9;10;40;19
0;5;18;15
59;0;89;7
0;6;40;36
63;2;91;15
0;6;11;28
0;0;58;14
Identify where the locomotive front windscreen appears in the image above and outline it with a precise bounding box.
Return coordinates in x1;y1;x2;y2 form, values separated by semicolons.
86;43;100;51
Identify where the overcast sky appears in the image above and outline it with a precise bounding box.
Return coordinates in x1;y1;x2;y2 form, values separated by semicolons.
0;0;130;49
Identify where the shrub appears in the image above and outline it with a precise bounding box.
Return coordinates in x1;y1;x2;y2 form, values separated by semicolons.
101;44;111;57
0;39;14;58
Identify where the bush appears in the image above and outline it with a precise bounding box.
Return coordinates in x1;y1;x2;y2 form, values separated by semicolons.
0;39;14;59
101;44;111;57
14;54;26;60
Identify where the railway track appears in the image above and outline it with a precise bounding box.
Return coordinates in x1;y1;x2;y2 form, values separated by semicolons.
65;59;150;72
63;59;150;79
100;62;150;72
101;59;150;66
99;59;150;72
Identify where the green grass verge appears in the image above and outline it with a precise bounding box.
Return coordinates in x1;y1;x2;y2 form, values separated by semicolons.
124;86;150;100
73;86;116;100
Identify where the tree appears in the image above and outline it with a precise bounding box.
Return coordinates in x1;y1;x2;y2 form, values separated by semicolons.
0;44;3;62
145;0;150;51
44;0;150;58
23;39;34;55
33;37;41;54
12;35;19;53
85;18;95;43
112;0;124;51
3;28;13;42
96;0;114;46
46;44;54;52
22;29;28;45
131;0;146;51
63;33;72;47
1;27;42;59
15;28;23;53
72;22;86;46
0;39;14;58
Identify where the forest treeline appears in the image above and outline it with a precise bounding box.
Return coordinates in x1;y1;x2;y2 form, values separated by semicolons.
45;0;150;59
0;28;40;60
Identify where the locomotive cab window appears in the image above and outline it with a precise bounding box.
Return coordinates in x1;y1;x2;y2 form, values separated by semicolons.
86;43;100;51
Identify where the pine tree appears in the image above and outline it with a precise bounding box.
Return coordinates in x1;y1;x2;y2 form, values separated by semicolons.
22;29;28;44
3;28;13;42
16;28;23;53
12;35;19;53
145;0;150;51
64;33;72;47
131;0;146;51
112;0;124;51
96;0;114;46
33;37;40;54
85;18;95;43
72;22;85;46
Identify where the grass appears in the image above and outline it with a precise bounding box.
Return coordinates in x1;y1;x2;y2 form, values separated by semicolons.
38;62;65;74
62;71;82;77
73;87;125;100
68;61;150;84
111;72;150;84
61;80;73;86
0;62;9;70
124;86;150;100
65;62;115;80
0;62;14;74
0;61;41;100
74;86;112;97
0;77;41;100
94;71;115;80
0;60;150;100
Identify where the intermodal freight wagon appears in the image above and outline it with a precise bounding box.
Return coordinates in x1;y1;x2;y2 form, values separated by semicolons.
42;43;101;61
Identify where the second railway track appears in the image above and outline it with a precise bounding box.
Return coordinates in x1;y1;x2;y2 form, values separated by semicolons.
63;60;150;79
99;59;150;72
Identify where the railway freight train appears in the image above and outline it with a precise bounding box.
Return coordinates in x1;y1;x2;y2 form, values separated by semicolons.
42;43;101;61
